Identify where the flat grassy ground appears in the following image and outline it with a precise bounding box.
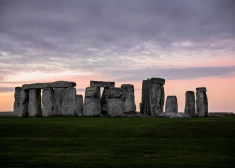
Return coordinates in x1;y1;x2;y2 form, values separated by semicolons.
0;116;235;168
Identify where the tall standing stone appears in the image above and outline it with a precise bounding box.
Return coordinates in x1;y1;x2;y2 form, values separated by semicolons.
107;88;124;117
165;96;178;113
54;88;65;115
141;79;150;115
42;88;55;117
28;89;42;117
61;88;77;116
13;87;22;117
83;87;101;116
196;87;208;117
184;91;195;117
17;89;29;117
121;84;136;114
101;87;110;115
149;78;165;116
75;95;83;115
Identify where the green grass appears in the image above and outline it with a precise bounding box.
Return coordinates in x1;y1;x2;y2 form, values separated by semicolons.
0;116;235;168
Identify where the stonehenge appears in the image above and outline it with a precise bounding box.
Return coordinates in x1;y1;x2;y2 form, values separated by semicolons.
13;79;209;118
196;87;208;117
184;91;195;117
165;96;178;113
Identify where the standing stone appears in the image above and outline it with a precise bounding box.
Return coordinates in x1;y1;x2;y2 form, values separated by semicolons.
196;87;208;117
61;88;77;116
13;87;22;117
83;87;101;116
42;88;55;117
165;96;178;113
28;89;42;117
184;91;195;117
141;79;150;115
17;89;29;117
101;87;110;115
121;84;136;114
75;95;83;115
107;88;124;117
54;88;65;115
149;78;165;116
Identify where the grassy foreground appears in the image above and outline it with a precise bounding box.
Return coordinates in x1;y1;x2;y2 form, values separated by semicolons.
0;116;235;168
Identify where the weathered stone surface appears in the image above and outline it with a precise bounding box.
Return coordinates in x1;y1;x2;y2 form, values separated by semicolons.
13;87;22;117
83;87;101;116
28;89;42;117
184;91;195;117
141;79;150;115
90;81;115;87
61;88;77;116
107;88;124;117
150;77;165;85
196;87;207;92
121;84;136;114
165;96;178;113
54;88;65;115
17;89;29;117
160;86;165;112
42;88;55;117
101;87;110;115
158;112;191;118
75;95;83;115
149;83;164;115
196;90;208;117
22;81;76;89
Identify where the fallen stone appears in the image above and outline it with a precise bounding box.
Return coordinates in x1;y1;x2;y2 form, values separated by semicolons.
61;88;77;116
83;87;101;116
75;94;83;115
165;96;178;113
184;91;195;117
196;87;207;92
42;88;55;117
28;89;42;117
17;89;29;117
101;87;110;115
13;87;22;117
121;84;136;114
90;81;115;87
196;89;208;117
158;112;191;118
54;88;65;115
22;81;76;89
107;88;124;117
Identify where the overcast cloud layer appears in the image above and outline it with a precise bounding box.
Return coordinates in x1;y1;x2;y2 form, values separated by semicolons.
0;0;235;90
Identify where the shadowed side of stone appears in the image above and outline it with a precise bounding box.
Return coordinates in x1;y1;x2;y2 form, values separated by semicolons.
184;91;195;117
61;88;77;116
28;89;42;117
107;88;124;117
22;81;76;89
17;89;29;117
83;87;101;116
13;87;22;117
101;87;110;115
141;79;150;115
75;95;83;115
196;88;208;117
90;81;115;87
121;84;136;114
42;88;55;117
165;96;178;113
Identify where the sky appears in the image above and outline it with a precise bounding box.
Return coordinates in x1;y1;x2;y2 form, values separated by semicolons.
0;0;235;112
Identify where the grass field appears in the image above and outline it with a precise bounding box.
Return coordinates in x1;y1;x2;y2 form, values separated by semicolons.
0;116;235;168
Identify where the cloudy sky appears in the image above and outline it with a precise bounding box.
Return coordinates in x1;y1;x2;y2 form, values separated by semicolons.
0;0;235;112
